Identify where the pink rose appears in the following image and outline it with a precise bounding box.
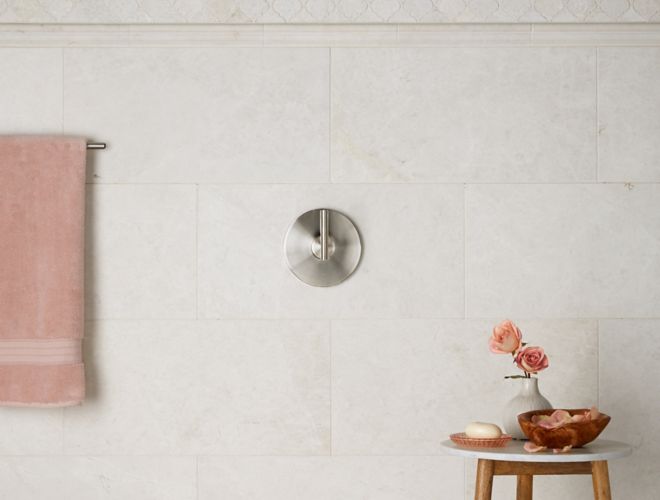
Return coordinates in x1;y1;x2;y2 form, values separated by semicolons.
514;346;549;373
489;320;523;354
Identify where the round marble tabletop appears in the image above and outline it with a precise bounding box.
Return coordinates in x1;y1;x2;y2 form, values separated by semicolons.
441;439;632;463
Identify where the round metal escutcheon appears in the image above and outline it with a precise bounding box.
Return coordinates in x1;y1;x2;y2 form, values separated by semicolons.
284;208;362;287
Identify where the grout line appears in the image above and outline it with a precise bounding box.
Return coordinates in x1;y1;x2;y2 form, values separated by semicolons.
195;455;200;500
328;46;332;184
5;44;660;49
83;315;660;322
463;184;467;319
329;319;333;456
82;180;660;186
595;46;600;182
596;319;600;409
195;184;199;320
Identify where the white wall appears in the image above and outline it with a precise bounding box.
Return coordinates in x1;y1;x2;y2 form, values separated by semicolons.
0;24;659;500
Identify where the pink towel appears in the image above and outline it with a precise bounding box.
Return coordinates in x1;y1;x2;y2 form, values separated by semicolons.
0;136;86;406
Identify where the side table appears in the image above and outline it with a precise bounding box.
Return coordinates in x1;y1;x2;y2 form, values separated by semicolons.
441;439;632;500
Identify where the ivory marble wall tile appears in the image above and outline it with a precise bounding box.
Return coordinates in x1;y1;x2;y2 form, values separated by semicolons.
85;185;196;319
0;49;61;133
600;320;660;500
0;456;196;500
331;48;596;183
333;319;491;455
466;184;660;318
0;409;62;455
504;319;598;409
192;319;330;454
64;321;198;455
198;456;462;500
332;319;597;455
598;48;660;182
63;48;329;183
64;320;330;455
197;184;464;319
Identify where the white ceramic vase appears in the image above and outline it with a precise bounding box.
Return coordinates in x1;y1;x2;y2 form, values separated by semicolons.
502;377;552;439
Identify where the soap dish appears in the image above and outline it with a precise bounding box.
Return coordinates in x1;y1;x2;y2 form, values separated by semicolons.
450;433;512;449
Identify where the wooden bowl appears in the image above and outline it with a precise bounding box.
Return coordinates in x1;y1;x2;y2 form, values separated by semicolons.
518;409;610;449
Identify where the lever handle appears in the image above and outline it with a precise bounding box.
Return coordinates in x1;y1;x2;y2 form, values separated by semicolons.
320;209;329;261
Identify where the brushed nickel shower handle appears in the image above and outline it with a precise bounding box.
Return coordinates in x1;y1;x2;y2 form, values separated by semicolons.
284;208;361;287
320;209;329;261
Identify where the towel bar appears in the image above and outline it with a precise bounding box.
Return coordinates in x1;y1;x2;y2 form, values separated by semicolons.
86;142;106;150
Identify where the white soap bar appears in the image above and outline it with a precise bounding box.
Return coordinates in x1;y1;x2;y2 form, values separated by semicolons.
465;422;502;439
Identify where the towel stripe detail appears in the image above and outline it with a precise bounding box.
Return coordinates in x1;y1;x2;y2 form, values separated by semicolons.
0;339;82;365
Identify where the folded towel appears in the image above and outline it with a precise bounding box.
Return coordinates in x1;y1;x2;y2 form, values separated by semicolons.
0;136;86;406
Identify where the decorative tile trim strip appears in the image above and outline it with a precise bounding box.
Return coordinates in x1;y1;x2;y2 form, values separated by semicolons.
1;23;660;47
0;0;659;24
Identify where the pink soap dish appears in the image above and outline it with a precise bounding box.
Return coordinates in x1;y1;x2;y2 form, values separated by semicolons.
450;433;512;449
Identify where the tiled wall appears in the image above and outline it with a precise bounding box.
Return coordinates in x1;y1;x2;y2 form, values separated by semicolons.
0;26;659;500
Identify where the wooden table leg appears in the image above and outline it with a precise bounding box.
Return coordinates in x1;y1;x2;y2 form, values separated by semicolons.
516;474;533;500
591;461;611;500
475;459;494;500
